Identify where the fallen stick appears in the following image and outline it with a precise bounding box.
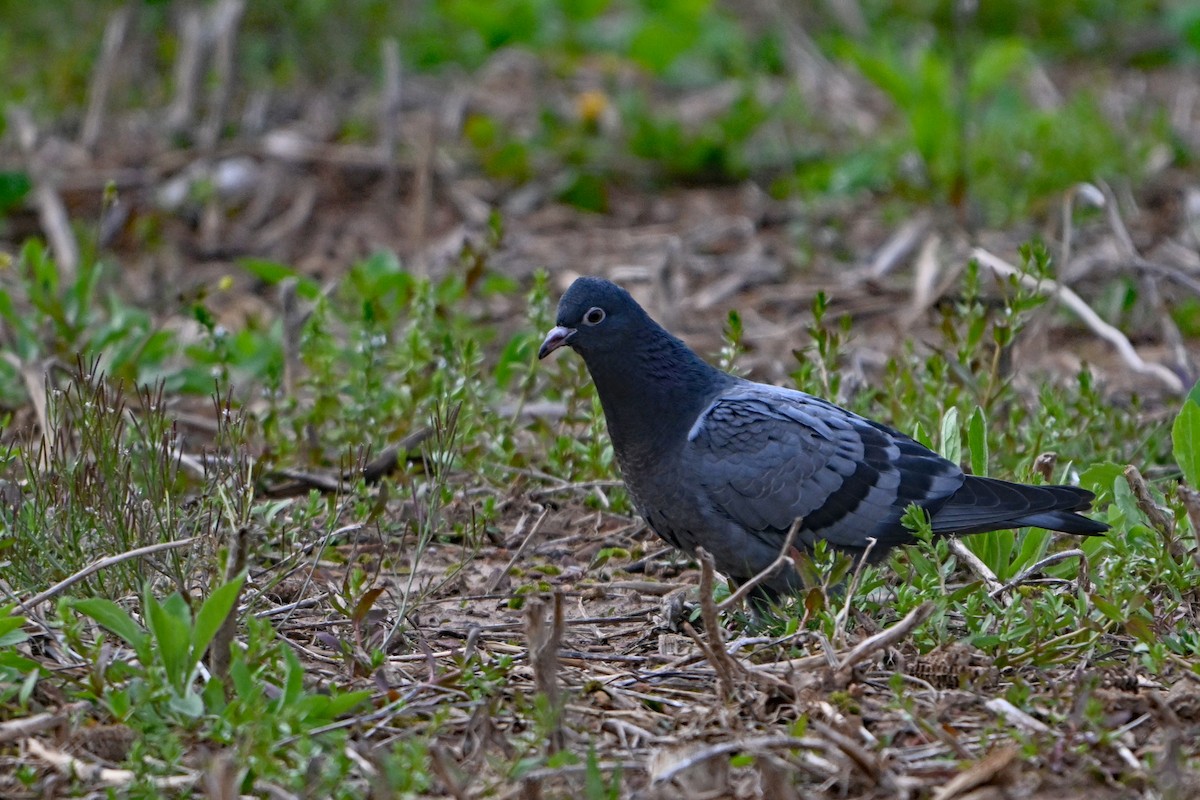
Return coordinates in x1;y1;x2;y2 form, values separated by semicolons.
972;247;1183;394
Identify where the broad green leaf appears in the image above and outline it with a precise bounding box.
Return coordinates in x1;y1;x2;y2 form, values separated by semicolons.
1172;382;1200;487
0;606;27;646
145;590;192;691
911;421;932;449
940;407;961;465
323;690;372;718
167;690;204;719
68;598;146;650
190;574;245;664
229;657;258;702
1078;461;1126;499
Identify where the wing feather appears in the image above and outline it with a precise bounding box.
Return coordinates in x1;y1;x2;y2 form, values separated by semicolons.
686;385;964;552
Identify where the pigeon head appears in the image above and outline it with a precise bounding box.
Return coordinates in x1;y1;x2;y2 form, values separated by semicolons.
538;276;733;455
537;277;647;362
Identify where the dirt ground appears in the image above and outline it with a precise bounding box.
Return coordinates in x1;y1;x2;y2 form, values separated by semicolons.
4;28;1200;799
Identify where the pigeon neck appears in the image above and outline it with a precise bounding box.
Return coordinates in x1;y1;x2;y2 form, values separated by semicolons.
588;328;731;458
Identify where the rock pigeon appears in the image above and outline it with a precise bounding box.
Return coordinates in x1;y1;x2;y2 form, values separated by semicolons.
538;276;1108;596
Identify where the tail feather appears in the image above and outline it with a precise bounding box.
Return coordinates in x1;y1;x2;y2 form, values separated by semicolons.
930;475;1108;537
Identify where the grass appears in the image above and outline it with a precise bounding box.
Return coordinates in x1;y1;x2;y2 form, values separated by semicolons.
1;232;1198;796
2;1;1200;797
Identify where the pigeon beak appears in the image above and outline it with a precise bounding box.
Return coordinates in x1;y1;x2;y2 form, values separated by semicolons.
538;326;575;359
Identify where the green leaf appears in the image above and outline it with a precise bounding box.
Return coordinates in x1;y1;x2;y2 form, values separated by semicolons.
1012;528;1051;572
911;421;932;449
240;259;322;300
939;407;961;465
0;606;27;647
0;171;31;212
67;598;146;651
167;690;205;718
1078;461;1126;499
1172;381;1200;487
968;406;988;477
317;690;372;720
968;39;1029;101
190;574;245;667
145;590;192;691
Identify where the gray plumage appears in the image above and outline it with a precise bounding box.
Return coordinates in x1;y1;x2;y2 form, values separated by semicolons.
538;277;1108;596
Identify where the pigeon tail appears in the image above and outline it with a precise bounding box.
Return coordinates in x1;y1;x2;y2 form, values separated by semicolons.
929;475;1108;537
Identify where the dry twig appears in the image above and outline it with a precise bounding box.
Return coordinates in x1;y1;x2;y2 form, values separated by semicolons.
1124;465;1183;559
525;592;566;753
27;738;198;789
486;507;551;594
0;703;88;744
717;520;800;612
947;538;1003;595
80;4;133;150
690;547;747;701
7;107;79;280
836;600;935;678
973;247;1184;394
988;549;1087;600
20;537;197;612
1178;486;1200;569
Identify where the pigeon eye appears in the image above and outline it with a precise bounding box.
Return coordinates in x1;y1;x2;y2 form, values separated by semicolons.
583;307;606;326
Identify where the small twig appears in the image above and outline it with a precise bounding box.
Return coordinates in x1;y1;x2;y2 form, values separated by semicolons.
520;760;647;783
692;547;746;701
836;600;935;676
947;538;1003;595
378;37;403;197
8;107;79;280
80;4;133;150
255;180;317;250
486;507;550;594
1059;182;1105;277
2;354;50;468
0;703;89;743
650;735;830;784
280;280;303;397
408;116;436;277
27;738;198;789
973;247;1184;394
20;538;197;611
932;745;1020;800
835;536;876;647
1124;465;1183;559
1177;486;1200;570
198;0;245;150
209;527;249;682
867;211;931;279
984;697;1054;736
529;479;625;501
717;520;800;612
901;233;944;328
809;719;892;788
988;549;1086;599
261;428;433;497
428;744;470;800
165;7;204;132
525;592;565;753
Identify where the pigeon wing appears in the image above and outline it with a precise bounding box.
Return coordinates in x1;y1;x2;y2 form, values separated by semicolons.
685;386;964;550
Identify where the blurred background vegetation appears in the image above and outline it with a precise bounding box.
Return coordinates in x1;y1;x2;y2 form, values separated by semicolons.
3;0;1199;222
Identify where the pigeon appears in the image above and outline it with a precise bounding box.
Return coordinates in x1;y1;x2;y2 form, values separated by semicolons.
538;276;1108;597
